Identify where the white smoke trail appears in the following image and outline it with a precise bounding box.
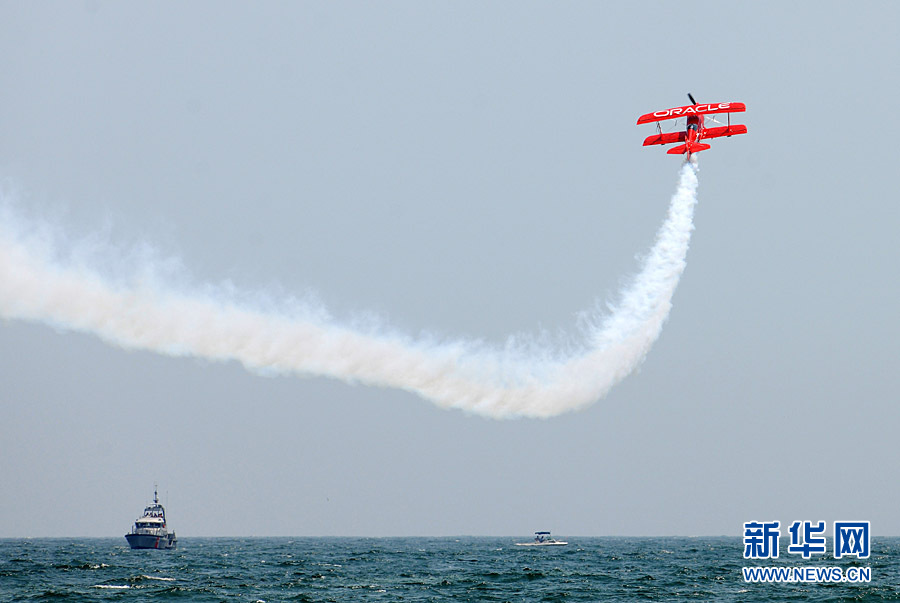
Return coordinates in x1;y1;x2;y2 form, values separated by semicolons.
0;162;698;418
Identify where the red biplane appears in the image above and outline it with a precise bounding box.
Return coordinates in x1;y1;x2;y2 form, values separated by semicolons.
637;94;747;157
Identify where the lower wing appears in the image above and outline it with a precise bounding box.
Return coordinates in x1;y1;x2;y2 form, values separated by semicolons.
700;124;748;140
642;132;686;147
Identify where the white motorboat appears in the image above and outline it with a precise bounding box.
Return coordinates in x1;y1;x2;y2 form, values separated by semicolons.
515;531;568;546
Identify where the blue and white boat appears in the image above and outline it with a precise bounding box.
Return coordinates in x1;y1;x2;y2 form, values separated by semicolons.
125;486;177;550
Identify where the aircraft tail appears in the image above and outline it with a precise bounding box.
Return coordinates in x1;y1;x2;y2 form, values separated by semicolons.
667;142;711;155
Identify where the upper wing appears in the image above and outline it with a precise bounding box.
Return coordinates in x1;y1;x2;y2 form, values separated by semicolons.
637;102;746;125
642;131;686;147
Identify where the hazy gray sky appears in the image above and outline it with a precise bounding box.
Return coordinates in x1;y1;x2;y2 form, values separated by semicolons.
1;1;898;537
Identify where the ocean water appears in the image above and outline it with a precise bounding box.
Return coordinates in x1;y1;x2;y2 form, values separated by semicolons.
1;537;898;602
